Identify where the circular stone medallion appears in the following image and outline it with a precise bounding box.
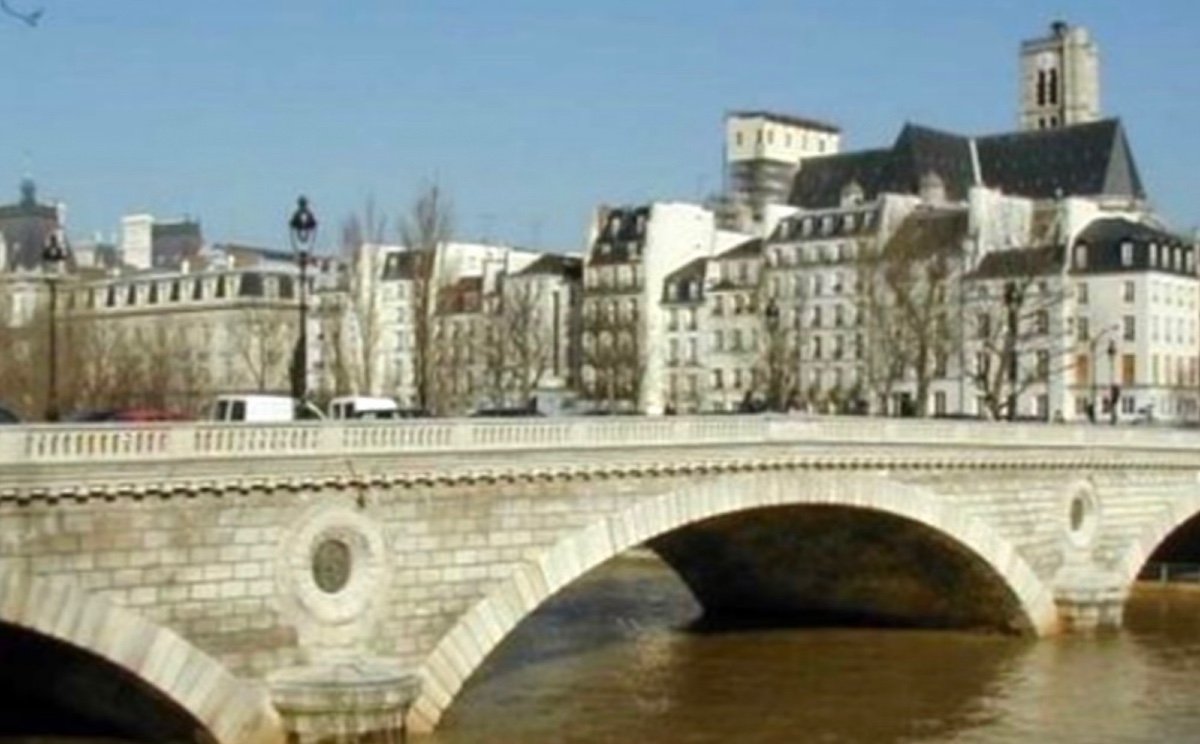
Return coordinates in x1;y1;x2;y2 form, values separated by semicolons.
313;539;352;594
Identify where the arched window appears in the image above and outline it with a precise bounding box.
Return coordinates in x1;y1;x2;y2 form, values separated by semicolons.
1036;70;1047;106
1048;68;1059;105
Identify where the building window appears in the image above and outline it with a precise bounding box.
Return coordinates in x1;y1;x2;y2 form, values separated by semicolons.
1077;282;1088;304
1121;242;1133;267
1037;351;1050;380
714;330;724;351
1123;281;1135;303
1123;316;1136;342
1122;354;1136;386
1077;317;1089;343
1074;245;1087;270
1035;310;1049;335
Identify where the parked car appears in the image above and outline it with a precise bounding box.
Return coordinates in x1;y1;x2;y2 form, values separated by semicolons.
65;408;189;423
211;394;324;423
328;396;400;420
471;407;545;418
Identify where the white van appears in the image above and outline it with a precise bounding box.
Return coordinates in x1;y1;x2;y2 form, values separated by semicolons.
329;396;401;420
211;394;324;423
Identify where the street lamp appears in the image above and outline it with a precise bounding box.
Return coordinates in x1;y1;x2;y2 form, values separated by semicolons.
42;231;67;422
763;299;781;411
288;196;318;401
1107;339;1119;424
1085;323;1118;424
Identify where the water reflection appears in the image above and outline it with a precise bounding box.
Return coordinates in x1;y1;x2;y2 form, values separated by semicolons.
433;556;1200;744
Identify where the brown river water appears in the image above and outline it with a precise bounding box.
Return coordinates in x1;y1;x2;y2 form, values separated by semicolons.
429;555;1200;744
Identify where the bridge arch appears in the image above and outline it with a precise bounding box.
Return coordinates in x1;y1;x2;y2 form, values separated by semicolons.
406;469;1057;733
0;564;283;744
1116;488;1200;587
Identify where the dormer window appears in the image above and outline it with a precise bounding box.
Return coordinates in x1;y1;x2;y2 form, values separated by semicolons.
1074;244;1088;270
1121;241;1133;267
1149;243;1158;267
126;285;137;306
802;219;813;237
821;216;834;235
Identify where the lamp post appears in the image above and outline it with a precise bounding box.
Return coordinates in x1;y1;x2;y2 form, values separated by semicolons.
1003;281;1019;421
288;196;318;401
42;231;67;422
1085;323;1118;424
764;298;781;411
1107;339;1119;424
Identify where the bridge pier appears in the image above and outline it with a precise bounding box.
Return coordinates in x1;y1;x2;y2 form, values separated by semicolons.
268;658;419;744
1054;585;1127;632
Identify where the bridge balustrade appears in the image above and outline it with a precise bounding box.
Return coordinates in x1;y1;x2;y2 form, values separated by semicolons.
1;416;1199;469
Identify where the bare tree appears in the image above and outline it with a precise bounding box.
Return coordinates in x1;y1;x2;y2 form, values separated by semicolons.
480;279;554;408
875;213;964;416
582;306;644;412
398;182;453;412
335;200;391;396
967;247;1067;420
855;240;908;413
231;308;293;393
1;0;42;26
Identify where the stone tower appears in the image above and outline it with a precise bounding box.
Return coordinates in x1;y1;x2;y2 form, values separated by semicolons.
1019;21;1100;131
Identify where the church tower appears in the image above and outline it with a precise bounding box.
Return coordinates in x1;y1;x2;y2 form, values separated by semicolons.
1019;21;1100;131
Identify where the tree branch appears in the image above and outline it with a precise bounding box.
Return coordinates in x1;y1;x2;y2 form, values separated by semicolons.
1;0;43;26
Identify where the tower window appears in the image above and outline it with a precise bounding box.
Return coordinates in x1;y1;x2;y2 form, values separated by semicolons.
1048;68;1059;105
1037;69;1047;106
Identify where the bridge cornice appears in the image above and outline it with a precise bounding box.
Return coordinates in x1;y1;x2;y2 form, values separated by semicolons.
3;444;1198;505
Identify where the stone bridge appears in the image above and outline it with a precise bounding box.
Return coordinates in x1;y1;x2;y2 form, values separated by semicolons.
2;416;1200;742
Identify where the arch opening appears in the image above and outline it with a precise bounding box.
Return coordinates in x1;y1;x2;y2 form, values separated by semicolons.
650;505;1031;633
1136;510;1200;583
409;471;1052;733
0;620;212;743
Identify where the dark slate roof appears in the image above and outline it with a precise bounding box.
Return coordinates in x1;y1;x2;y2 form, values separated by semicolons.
661;257;708;304
789;148;893;208
882;208;970;261
969;245;1065;280
771;206;881;242
381;250;431;281
727;110;841;134
790;119;1146;208
1071;218;1193;277
589;206;649;266
976;120;1144;200
516;253;583;280
714;238;763;261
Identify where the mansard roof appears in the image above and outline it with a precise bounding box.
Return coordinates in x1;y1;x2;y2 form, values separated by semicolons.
790;119;1145;208
516;252;583;279
589;206;649;266
1071;218;1193;277
661;256;708;304
714;238;763;261
381;250;431;281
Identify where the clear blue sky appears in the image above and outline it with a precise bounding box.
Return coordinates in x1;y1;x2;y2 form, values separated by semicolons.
2;0;1197;254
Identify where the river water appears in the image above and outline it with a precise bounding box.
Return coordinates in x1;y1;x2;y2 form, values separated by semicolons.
429;555;1200;744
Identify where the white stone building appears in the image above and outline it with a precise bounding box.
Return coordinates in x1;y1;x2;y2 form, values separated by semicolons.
722;111;841;230
581;202;747;414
